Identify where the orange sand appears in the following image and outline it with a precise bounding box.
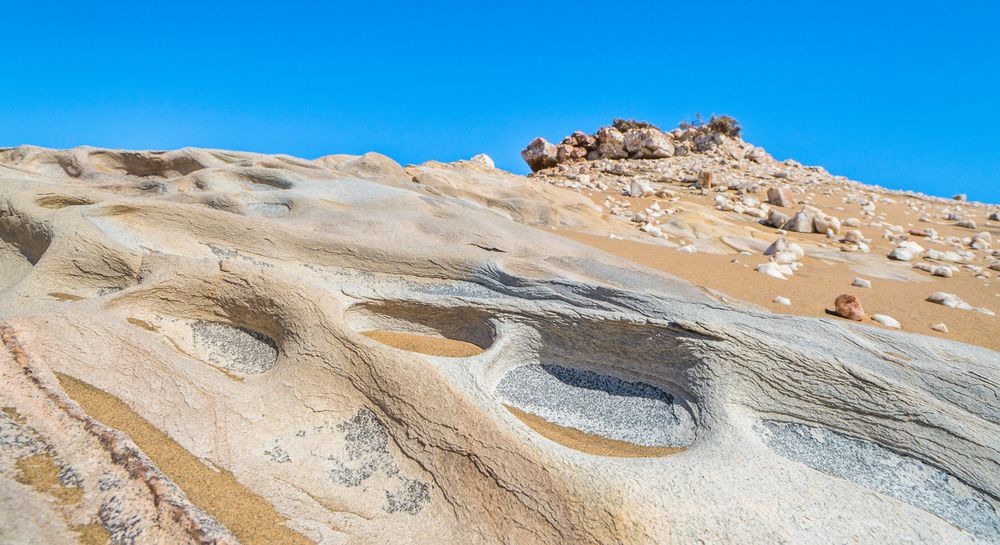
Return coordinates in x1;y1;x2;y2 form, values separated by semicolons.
14;452;84;505
555;182;999;352
504;405;684;458
55;373;313;545
560;230;999;351
362;330;485;357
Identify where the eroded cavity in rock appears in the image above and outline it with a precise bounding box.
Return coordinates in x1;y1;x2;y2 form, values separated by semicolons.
755;420;1000;541
191;321;278;374
497;364;696;456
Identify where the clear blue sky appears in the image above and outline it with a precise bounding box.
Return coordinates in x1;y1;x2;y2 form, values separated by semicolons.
2;1;998;202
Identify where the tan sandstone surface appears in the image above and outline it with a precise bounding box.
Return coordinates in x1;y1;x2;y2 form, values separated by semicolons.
0;136;998;545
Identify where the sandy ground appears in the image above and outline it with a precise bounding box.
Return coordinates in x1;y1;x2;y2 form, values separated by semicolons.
551;185;1000;352
361;330;485;358
503;406;683;458
55;373;311;545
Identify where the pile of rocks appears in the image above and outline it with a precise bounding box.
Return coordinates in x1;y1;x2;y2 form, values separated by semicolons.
756;237;805;280
521;117;770;172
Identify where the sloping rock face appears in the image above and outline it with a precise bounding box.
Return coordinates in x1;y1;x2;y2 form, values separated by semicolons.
0;145;998;545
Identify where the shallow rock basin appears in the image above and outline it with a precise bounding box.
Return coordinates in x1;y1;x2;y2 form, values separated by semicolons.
756;420;1000;541
496;364;696;455
191;321;278;374
126;315;279;376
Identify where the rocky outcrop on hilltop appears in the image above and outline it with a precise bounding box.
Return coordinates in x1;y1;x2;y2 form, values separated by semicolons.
522;116;770;172
521;119;1000;321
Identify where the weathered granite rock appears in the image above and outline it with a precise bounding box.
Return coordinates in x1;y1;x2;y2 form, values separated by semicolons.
0;145;998;545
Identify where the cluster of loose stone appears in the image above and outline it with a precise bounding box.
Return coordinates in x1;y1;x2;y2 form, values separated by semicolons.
522;121;1000;332
521;121;769;172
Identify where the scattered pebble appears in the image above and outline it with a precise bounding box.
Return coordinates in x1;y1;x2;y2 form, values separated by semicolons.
773;296;791;306
926;292;995;316
872;314;901;329
930;323;949;333
851;278;871;289
914;262;956;278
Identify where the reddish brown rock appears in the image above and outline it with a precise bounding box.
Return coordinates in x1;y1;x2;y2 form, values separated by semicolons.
521;137;558;172
834;294;865;321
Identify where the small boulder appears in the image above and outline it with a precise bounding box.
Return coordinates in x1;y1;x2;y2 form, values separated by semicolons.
521;138;558;172
767;186;795;208
595;127;628;159
763;238;788;256
834;294;865;321
930;323;949;333
888;248;915;261
914;262;955;278
924;292;994;316
469;153;495;168
556;144;587;163
755;262;788;280
629;179;655;198
926;292;968;309
782;208;817;233
927;249;965;263
624;127;674;159
843;230;864;243
765;209;790;228
773;296;792;306
572;130;597;150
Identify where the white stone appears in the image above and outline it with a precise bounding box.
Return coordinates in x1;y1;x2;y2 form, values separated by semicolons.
898;241;925;254
763;238;788;256
851;278;871;288
926;249;964;263
888;248;914;261
871;314;901;329
773;251;798;264
773;296;791;306
755;262;787;280
469;153;495;168
629;179;654;198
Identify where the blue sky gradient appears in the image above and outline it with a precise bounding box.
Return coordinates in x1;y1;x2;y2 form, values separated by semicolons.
2;1;998;202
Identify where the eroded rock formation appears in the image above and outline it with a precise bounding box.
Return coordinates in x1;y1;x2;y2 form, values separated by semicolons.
0;144;998;544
